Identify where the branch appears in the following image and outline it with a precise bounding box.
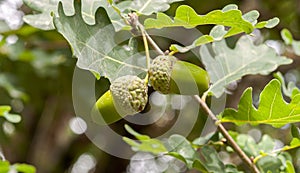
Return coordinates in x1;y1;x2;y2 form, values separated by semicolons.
193;95;260;173
127;16;259;172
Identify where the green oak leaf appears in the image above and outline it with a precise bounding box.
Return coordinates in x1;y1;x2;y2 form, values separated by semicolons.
23;0;74;30
201;147;242;173
167;135;198;169
200;35;292;98
129;0;183;15
53;1;147;81
23;0;127;31
123;125;167;155
150;4;279;53
220;79;300;128
145;4;253;32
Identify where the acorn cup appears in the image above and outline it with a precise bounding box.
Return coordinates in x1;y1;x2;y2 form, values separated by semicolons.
149;55;210;95
92;75;148;125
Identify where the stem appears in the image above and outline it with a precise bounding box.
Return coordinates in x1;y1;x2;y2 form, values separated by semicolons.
131;19;259;173
193;95;260;173
138;24;151;69
144;31;164;55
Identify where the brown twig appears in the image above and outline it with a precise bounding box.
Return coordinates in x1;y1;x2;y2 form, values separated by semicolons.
193;95;260;173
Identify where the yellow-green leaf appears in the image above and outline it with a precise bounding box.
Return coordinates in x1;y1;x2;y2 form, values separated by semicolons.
221;79;300;128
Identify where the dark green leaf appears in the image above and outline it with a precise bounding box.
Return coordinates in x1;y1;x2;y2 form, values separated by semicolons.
24;0;127;31
192;159;209;172
291;124;300;139
53;1;147;81
198;146;226;173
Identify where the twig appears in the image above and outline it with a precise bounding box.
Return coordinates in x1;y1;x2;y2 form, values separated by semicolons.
143;30;164;55
137;23;151;69
193;95;260;173
127;16;259;172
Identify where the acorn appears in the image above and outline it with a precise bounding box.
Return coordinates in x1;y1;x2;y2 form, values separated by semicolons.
92;75;148;125
149;55;209;95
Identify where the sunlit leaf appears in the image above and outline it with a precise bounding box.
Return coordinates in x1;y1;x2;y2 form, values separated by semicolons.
0;161;10;173
286;160;296;173
221;79;300;128
14;164;36;173
145;4;253;33
53;1;147;81
281;28;293;45
200;36;291;97
283;138;300;151
0;106;21;123
145;4;279;53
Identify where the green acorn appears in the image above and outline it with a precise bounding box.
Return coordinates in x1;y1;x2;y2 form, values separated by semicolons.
93;75;148;125
149;55;209;95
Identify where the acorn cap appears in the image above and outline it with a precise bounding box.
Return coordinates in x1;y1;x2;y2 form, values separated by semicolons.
149;55;210;95
148;55;177;94
110;75;148;116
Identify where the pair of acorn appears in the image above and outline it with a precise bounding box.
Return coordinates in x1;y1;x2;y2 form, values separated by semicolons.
94;55;210;125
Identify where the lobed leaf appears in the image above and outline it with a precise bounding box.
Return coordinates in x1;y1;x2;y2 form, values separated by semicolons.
23;0;74;30
145;5;253;33
23;0;128;31
129;0;183;15
53;1;147;81
221;79;300;128
200;36;292;98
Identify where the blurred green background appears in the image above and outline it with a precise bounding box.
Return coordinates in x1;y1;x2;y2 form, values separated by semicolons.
0;0;300;172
